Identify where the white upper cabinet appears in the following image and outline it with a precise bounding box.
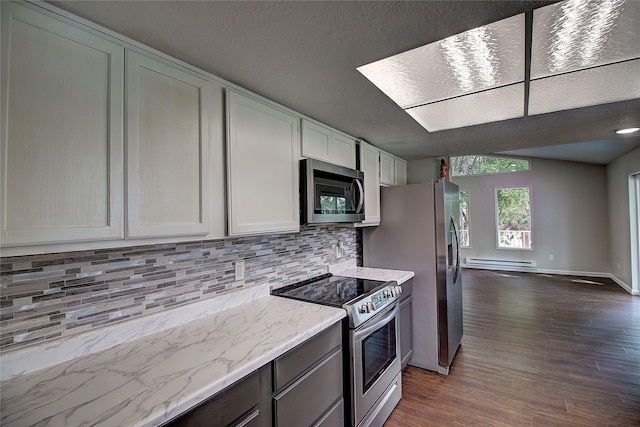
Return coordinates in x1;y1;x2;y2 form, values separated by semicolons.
380;151;396;186
330;132;357;169
301;120;356;169
357;141;381;226
379;150;407;186
395;157;407;186
226;90;300;236
0;2;124;246
126;50;210;238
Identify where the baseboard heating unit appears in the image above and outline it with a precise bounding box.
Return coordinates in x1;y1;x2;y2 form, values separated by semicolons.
464;258;537;270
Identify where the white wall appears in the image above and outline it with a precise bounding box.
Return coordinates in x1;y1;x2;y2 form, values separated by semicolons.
606;146;640;292
408;157;611;275
407;157;444;183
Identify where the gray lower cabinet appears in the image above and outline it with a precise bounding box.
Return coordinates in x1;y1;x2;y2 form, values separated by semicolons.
165;368;266;427
272;321;344;427
164;321;343;427
399;279;414;370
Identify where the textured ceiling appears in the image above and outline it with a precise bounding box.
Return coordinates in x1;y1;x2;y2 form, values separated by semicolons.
49;0;640;163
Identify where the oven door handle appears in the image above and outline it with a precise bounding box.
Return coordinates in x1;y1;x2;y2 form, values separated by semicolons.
354;305;398;341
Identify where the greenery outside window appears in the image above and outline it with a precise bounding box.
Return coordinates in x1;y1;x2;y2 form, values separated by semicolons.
451;155;530;176
320;195;346;214
459;191;469;247
495;187;532;250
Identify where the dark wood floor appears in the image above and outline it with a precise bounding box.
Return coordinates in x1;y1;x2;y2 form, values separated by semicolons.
385;269;640;426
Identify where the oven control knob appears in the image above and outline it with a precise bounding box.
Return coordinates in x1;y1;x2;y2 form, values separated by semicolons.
368;301;375;312
358;304;368;314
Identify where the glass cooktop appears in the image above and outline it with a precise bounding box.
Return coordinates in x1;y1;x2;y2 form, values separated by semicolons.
271;274;388;307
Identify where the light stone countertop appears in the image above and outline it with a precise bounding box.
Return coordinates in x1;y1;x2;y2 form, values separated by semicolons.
0;264;410;427
0;296;345;427
334;266;414;285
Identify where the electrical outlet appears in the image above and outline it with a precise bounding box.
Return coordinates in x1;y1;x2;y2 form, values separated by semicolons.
235;261;245;281
548;254;554;261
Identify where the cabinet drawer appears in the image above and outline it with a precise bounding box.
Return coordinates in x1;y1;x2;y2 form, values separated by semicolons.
274;349;343;427
273;322;341;390
167;371;259;427
314;399;344;427
232;408;260;427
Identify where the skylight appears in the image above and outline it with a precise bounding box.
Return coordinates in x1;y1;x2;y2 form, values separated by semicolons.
356;13;524;113
356;0;640;132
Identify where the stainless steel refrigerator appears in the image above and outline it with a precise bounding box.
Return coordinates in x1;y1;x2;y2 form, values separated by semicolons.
363;180;463;374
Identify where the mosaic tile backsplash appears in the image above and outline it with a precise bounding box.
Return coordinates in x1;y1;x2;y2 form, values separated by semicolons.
0;225;358;352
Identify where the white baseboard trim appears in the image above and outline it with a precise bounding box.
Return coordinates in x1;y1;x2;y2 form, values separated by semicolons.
609;274;638;296
462;264;639;296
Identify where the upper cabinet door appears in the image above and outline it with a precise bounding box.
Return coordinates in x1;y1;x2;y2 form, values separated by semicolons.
0;2;124;246
301;119;356;169
126;50;210;238
301;120;331;161
395;158;407;186
331;133;356;169
358;141;381;226
379;152;395;186
226;90;300;236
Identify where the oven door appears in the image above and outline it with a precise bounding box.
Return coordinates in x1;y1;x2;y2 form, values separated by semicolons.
350;303;401;426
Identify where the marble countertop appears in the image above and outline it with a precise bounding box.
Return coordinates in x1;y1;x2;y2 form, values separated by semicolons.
0;295;345;427
334;266;414;285
0;264;413;427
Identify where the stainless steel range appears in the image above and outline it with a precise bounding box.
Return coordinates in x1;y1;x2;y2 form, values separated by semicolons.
272;274;403;427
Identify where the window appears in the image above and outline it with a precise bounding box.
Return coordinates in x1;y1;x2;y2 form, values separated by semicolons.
451;155;529;176
320;195;346;214
495;187;532;249
459;191;469;247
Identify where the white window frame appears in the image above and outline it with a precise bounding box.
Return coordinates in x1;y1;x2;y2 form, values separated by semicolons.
459;190;470;248
451;155;530;177
494;186;533;251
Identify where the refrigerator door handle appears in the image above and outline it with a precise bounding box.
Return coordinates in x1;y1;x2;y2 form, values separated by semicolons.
451;217;461;284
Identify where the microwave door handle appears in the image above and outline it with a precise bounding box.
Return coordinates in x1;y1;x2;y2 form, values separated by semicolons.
354;179;364;214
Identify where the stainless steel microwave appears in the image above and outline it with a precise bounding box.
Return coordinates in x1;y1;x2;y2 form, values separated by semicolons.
300;159;365;225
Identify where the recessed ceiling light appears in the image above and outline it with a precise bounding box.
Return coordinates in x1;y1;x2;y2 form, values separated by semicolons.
615;127;640;134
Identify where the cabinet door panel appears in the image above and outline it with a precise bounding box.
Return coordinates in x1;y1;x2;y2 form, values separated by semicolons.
126;50;210;237
330;133;356;169
379;152;395;186
395;158;407;186
273;322;341;390
314;399;344;427
274;349;343;427
166;371;259;427
301;120;331;162
400;296;413;369
358;141;380;225
1;2;124;245
227;90;299;235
